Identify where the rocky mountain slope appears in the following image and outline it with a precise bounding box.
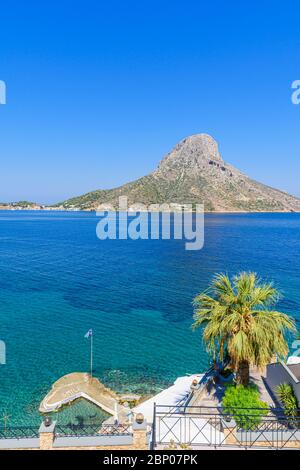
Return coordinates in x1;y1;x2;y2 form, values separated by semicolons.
58;134;300;212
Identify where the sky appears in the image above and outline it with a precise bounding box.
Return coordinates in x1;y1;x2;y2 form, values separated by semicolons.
0;0;300;204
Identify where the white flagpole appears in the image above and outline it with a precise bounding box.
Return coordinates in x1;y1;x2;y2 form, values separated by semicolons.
114;401;118;424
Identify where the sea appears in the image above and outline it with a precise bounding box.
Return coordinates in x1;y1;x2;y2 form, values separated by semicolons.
0;211;299;426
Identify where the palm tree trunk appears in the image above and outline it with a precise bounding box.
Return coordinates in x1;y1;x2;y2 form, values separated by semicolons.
236;360;250;386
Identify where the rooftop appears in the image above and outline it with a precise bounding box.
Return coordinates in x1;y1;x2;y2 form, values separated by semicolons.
287;364;300;381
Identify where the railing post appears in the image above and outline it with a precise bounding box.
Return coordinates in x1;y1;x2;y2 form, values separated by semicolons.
132;414;148;450
151;402;156;450
39;420;56;450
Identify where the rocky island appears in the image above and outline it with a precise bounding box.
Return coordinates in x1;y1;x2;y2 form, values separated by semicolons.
56;134;300;212
2;134;300;212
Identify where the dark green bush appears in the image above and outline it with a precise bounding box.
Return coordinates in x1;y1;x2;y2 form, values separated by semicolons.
222;384;268;429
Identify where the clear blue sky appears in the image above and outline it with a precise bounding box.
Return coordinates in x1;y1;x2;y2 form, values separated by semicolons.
0;0;300;204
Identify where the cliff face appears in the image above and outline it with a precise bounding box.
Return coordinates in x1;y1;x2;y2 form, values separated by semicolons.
60;134;300;212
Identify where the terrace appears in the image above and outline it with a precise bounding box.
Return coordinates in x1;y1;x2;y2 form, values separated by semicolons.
1;363;300;450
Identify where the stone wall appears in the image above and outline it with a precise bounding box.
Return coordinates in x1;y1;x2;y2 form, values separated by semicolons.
41;424;149;450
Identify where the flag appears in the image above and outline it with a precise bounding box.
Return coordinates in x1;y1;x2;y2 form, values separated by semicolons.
84;329;93;338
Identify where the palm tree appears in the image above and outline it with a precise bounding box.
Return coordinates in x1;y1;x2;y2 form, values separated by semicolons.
193;272;295;386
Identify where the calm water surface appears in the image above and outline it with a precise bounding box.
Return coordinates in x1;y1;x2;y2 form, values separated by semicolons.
0;211;299;425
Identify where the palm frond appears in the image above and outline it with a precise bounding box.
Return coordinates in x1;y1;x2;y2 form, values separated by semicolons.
192;272;296;378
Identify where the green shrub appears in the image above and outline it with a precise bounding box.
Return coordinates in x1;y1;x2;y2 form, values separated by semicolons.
276;383;298;419
222;384;268;429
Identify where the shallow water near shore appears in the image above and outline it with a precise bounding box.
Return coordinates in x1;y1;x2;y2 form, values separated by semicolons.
0;211;299;425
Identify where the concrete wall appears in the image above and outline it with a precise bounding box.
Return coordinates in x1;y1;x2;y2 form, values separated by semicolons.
0;438;39;449
266;362;300;403
53;435;133;448
0;420;150;451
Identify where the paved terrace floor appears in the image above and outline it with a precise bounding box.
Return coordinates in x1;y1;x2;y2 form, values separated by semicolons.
250;366;275;406
189;366;275;410
39;372;128;422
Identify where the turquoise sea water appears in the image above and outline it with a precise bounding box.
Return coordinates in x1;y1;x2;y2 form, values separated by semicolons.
0;211;300;425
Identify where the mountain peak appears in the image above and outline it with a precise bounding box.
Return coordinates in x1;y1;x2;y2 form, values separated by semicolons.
176;133;222;162
157;133;222;174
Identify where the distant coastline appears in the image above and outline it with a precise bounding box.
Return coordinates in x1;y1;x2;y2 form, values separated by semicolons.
0;205;299;214
3;135;300;214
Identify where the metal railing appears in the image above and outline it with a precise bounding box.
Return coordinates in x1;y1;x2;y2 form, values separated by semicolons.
55;422;131;438
0;426;39;439
153;404;300;449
